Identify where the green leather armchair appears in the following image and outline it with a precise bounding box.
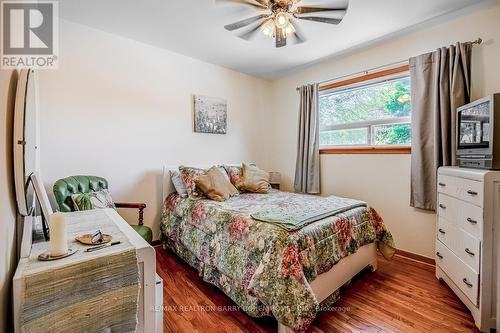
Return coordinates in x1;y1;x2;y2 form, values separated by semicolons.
53;175;153;243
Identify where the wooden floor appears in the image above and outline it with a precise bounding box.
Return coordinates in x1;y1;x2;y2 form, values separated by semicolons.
156;247;479;333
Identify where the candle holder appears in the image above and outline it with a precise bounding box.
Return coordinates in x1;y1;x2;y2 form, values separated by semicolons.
38;248;77;261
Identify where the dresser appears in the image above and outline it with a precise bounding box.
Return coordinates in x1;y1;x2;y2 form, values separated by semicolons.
435;167;499;332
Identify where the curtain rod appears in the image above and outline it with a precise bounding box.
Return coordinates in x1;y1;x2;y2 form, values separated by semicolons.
296;37;483;91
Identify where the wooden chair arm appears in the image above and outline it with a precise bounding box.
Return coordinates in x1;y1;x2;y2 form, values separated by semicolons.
115;203;146;209
115;202;147;225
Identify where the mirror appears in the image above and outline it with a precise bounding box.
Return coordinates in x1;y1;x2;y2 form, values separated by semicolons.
13;69;39;216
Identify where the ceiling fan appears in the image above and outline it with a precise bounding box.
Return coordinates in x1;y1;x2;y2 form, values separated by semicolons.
218;0;349;48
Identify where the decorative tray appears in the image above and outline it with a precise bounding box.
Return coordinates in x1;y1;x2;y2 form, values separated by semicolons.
75;233;112;245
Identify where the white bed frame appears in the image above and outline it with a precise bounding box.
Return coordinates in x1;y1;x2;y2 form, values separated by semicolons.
162;165;378;333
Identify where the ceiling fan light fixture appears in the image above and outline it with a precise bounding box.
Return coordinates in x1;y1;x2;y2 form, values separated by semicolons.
284;22;295;36
220;0;349;48
261;19;275;37
275;12;289;29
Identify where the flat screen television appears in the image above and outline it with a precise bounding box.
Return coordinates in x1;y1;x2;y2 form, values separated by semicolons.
457;93;500;169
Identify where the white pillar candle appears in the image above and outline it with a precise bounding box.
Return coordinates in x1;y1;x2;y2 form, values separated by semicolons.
49;212;68;256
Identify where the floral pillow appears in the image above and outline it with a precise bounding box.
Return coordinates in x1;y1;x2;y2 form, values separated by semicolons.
224;164;258;191
224;165;244;190
178;166;208;199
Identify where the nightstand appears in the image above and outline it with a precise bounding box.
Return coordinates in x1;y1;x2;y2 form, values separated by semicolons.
269;172;281;190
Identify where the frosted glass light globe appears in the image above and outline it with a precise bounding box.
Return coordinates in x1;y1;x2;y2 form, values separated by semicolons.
261;19;275;37
275;12;289;29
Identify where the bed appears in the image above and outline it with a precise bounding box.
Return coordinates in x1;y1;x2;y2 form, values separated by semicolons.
160;165;395;333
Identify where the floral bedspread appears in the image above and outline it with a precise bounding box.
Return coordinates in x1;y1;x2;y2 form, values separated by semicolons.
161;190;395;332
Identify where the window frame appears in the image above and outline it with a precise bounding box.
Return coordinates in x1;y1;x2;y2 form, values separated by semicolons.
318;64;411;155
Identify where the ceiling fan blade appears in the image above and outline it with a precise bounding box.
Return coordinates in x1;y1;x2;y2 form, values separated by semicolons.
238;20;266;40
296;16;343;25
276;27;287;48
295;7;347;16
254;0;269;6
224;14;269;31
289;17;306;44
215;0;268;9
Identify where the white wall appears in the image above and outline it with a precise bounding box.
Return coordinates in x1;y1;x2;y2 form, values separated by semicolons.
268;3;500;258
37;4;500;257
0;69;19;333
38;20;273;239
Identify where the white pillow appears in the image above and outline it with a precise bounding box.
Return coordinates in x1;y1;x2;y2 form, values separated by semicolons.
170;170;188;197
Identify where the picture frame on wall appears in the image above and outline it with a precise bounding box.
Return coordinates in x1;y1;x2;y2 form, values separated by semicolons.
193;95;227;134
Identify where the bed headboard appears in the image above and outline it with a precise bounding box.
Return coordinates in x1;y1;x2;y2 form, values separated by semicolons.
162;163;242;204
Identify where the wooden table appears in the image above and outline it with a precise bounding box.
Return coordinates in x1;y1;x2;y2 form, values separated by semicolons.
13;209;162;333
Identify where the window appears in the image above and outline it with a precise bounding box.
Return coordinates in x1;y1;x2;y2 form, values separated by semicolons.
319;65;411;153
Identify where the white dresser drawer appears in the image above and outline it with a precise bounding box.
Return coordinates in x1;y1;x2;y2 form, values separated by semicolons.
437;174;483;206
458;228;481;272
437;217;452;248
435;241;479;306
437;194;483;239
437;217;480;272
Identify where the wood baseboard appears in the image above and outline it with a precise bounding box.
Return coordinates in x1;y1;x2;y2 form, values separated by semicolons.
395;249;435;266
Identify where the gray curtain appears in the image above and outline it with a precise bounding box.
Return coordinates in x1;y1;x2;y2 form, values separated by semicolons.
410;42;472;210
294;84;320;194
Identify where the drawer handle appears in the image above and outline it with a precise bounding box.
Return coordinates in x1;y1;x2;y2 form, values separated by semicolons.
465;248;475;256
462;278;473;288
438;228;446;235
467;190;478;196
438;182;446;187
436;252;443;259
466;217;478;224
439;204;446;209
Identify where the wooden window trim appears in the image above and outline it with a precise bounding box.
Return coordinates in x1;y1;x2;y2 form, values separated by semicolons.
319;64;410;92
319;64;411;154
320;146;411;155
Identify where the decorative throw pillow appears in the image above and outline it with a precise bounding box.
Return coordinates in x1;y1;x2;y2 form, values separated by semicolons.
71;189;116;211
224;165;244;190
194;166;239;201
216;166;231;182
178;166;207;198
170;170;188;197
239;163;270;193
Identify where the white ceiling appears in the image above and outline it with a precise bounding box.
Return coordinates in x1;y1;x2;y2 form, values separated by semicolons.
59;0;487;79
